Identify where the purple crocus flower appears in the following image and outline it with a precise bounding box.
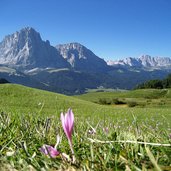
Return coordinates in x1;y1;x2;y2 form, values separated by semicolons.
61;108;74;142
40;144;60;158
61;108;75;161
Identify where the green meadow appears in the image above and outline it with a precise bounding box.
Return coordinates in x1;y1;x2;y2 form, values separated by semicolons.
0;84;171;170
75;89;171;105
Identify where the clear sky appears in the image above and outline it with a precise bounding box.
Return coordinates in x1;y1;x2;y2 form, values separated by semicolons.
0;0;171;60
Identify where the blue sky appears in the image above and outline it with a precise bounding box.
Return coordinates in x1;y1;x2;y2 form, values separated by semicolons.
0;0;171;60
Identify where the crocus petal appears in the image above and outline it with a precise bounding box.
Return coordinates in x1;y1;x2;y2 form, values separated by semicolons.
61;108;74;141
68;109;74;132
40;144;60;158
65;109;74;139
61;112;69;139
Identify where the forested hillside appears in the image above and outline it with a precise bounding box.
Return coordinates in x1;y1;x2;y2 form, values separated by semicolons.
136;73;171;89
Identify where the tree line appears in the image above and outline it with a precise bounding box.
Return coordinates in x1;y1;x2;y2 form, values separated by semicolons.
135;73;171;89
0;78;10;84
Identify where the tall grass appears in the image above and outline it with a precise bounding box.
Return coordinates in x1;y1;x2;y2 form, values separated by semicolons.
0;84;171;170
0;111;170;170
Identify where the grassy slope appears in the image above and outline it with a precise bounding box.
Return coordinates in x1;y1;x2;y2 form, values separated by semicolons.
0;84;171;170
75;89;170;101
0;84;170;121
0;84;103;117
0;84;171;123
75;89;171;107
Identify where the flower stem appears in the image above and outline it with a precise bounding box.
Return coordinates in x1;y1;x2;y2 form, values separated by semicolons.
68;139;75;163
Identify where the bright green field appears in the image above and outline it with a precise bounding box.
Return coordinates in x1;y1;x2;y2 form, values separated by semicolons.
75;89;171;101
75;89;171;107
0;84;171;170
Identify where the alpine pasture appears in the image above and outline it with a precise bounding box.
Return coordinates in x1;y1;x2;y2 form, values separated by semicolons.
0;84;171;170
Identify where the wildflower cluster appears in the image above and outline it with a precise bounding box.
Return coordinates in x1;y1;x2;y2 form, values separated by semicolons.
40;108;75;162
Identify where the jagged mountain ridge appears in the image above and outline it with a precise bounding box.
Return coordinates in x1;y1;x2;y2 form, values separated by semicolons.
0;27;69;70
0;27;109;73
0;27;171;71
107;55;171;69
56;43;108;72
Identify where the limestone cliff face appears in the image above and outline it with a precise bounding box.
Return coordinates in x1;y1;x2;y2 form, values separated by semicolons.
0;27;69;69
56;42;108;73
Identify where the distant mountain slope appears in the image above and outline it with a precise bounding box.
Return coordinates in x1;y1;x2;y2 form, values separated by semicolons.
0;65;49;90
56;43;109;72
0;27;69;70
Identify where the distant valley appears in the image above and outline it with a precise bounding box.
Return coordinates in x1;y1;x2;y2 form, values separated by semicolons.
0;27;171;94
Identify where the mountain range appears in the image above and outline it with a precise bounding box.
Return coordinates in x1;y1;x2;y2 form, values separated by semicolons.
0;27;171;94
107;55;171;69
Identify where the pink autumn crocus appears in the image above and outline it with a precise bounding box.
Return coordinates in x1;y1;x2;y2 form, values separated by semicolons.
40;144;60;158
40;134;61;158
61;108;75;161
61;108;74;142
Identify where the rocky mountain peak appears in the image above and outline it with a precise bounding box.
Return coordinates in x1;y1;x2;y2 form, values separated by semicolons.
56;42;108;72
2;27;41;48
57;42;83;49
56;42;87;60
0;27;68;69
138;55;171;67
138;55;156;67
